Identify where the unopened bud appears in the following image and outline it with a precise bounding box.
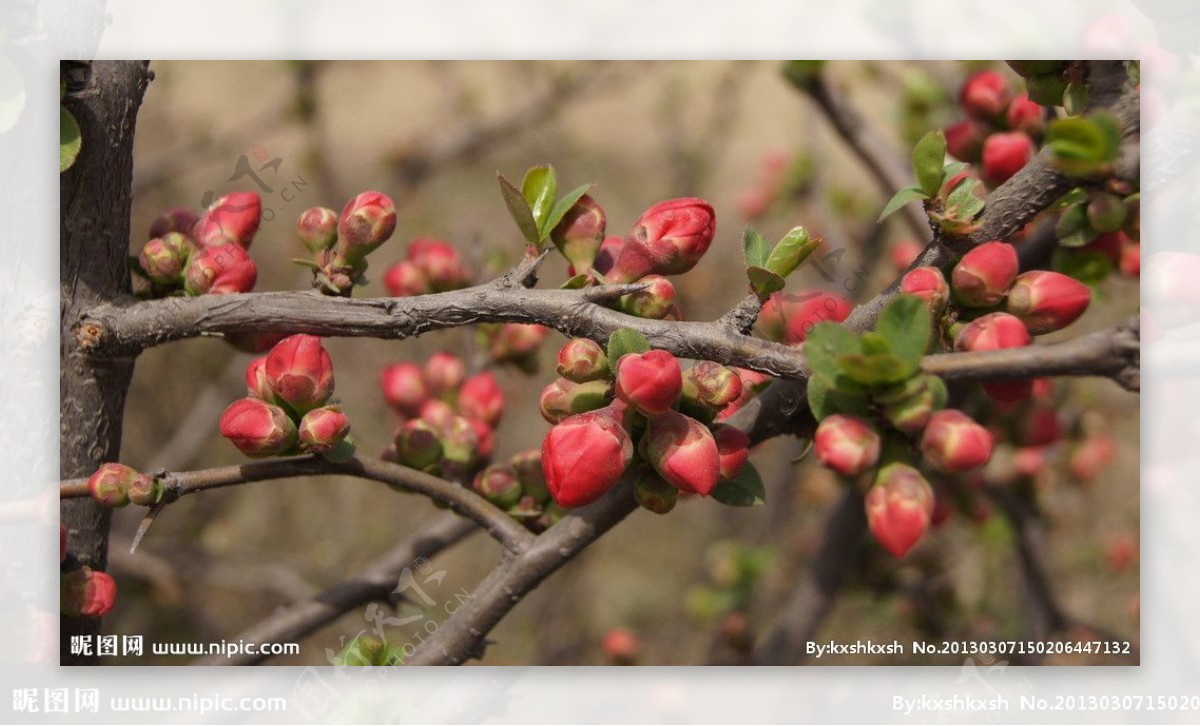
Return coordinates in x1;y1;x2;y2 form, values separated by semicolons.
954;312;1034;402
920;409;994;473
550;194;606;273
556;338;610;383
601;627;640;665
245;356;275;401
713;425;750;480
1005;94;1044;136
183;243;257;295
423;352;465;397
814;414;881;476
539;378;610;424
127;474;163;507
1005;270;1091;334
86;463;141;508
139;232;194;285
593;236;624;277
951;241;1018;307
383;260;431;297
981;131;1034;185
542;408;633;508
687;361;743;408
193;191;262;248
379;362;428;417
458;372;505;427
298;406;351;454
394;419;443;471
296;206;339;254
265;334;335;413
472;464;523;509
617;275;676;320
865;463;934;558
407;237;470;292
61;567;117;618
900;267;950;316
607;198;717;283
488;323;549;364
959;70;1011;119
614;350;682;417
219;398;298;457
148;206;198;239
336;191;397;264
510;449;551;504
641;410;720;496
945;119;987;163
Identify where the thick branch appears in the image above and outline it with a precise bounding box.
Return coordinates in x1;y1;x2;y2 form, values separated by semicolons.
61;455;533;554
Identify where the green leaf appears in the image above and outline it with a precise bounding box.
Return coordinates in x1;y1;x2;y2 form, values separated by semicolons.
60;106;81;173
1045;114;1121;177
807;374;870;419
521;164;558;234
1063;81;1088;116
561;273;591;290
746;266;786;297
711;463;765;507
878;185;928;222
765;226;819;278
1056;229;1096;248
1052;248;1112;286
942;160;969;180
497;173;540;246
944;174;986;220
607;328;651;368
911;130;947;197
541;182;592;239
743;227;769;269
802;322;862;382
836;352;913;386
876;295;931;369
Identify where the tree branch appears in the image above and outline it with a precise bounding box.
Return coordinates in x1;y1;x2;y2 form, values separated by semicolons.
61;455;534;555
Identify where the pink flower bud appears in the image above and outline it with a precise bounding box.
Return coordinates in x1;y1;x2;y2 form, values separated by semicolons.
641;410;721;496
981;131;1034;184
900;267;950;316
945;119;987;163
296;206;339;254
265;334;335;412
607;198;717;283
1005;270;1091;334
814;414;881;476
380;362;428;417
61;567;116;618
954;312;1034;402
467;417;495;461
1120;242;1140;278
193;191;262;248
407;237;469;292
510;449;550;504
183;243;257;295
245;356;275;401
539;378;611;424
755;292;789;342
781;292;853;344
219;398;299;457
736;184;773;221
394;419;443;470
127;474;163;507
419;398;456;429
542;408;634;508
592;236;624;277
865;463;935;558
336;191;396;263
687;361;743;408
550;194;606;273
439;415;482;481
488;323;549;364
890;240;923;275
920;409;994;472
472;464;523;509
1023;408;1062;446
139;232;194;285
556;338;610;383
1006;94;1044;135
1068;434;1117;482
601;627;640;665
959;70;1011;119
458;372;505;427
617;275;676;319
423;352;466;397
298;406;351;454
1013;446;1046;477
714;425;750;480
951;241;1018;307
383;260;431;297
86;463;142;508
614;350;683;417
148;206;198;239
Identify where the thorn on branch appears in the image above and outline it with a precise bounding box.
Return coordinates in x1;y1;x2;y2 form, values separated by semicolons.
717;293;765;335
497;250;552;290
582;282;648;304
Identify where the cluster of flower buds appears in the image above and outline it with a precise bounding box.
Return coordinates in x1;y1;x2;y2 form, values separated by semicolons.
472;449;569;533
379;352;505;482
540;339;753;512
1055;193;1140;280
294;191;397;296
383;236;473;297
220;335;354;461
945;69;1042;185
755;291;853;345
135;192;261;297
480;323;551;372
85;462;163;508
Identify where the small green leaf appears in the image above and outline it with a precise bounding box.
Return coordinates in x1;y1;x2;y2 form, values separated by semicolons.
878;185;928;222
1050;188;1089;210
807;374;870;419
607;328;651;368
1057;230;1095;248
836;352;913;386
912;130;947;197
803;322;862;381
60;106;81;173
497;173;540;246
522;164;558;233
765;226;819;278
561;273;591;290
876;294;931;369
942;161;969;180
747;266;786;298
743;228;769;269
944;175;986;220
1063;82;1088;116
1045;114;1121;177
711;463;765;507
541;182;592;239
1052;248;1112;286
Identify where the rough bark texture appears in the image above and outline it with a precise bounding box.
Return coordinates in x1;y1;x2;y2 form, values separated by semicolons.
60;60;151;664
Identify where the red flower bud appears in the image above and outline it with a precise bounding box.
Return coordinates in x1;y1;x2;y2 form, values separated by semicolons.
814;414;881;476
439;416;482;481
920;409;994;473
617;275;676;320
556;338;610;383
951;241;1018;307
1068;434;1117;482
1013;446;1046;477
265;334;335;412
954;312;1034;402
383;260;431;297
601;627;640;665
127;474;163;507
614;350;682;417
139;232;194;285
981;131;1034;185
380;362;428;417
336;191;396;263
419;398;456;429
219;398;299;457
714;425;750;480
900;267;950;316
641;410;720;496
542;409;634;508
550;194;606;273
193;191;262;248
890;240;923;275
592;236;624;277
407;237;469;292
687;361;743;408
458;372;505;427
245;356;275;401
467;417;495;462
183;243;257;295
607;198;716;283
86;463;143;508
780;292;853;344
472;464;523;509
1006;94;1044;136
424;352;465;397
148;206;198;240
1120;242;1140;278
510;449;551;504
755;292;789;342
945;119;987;163
1005;270;1091;334
394;419;443;471
488;323;550;364
298;406;351;454
296;206;339;254
61;567;116;618
866;463;934;558
959;70;1011;119
539;378;611;424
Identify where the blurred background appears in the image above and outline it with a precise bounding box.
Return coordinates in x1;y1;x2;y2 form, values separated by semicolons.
110;60;1139;665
